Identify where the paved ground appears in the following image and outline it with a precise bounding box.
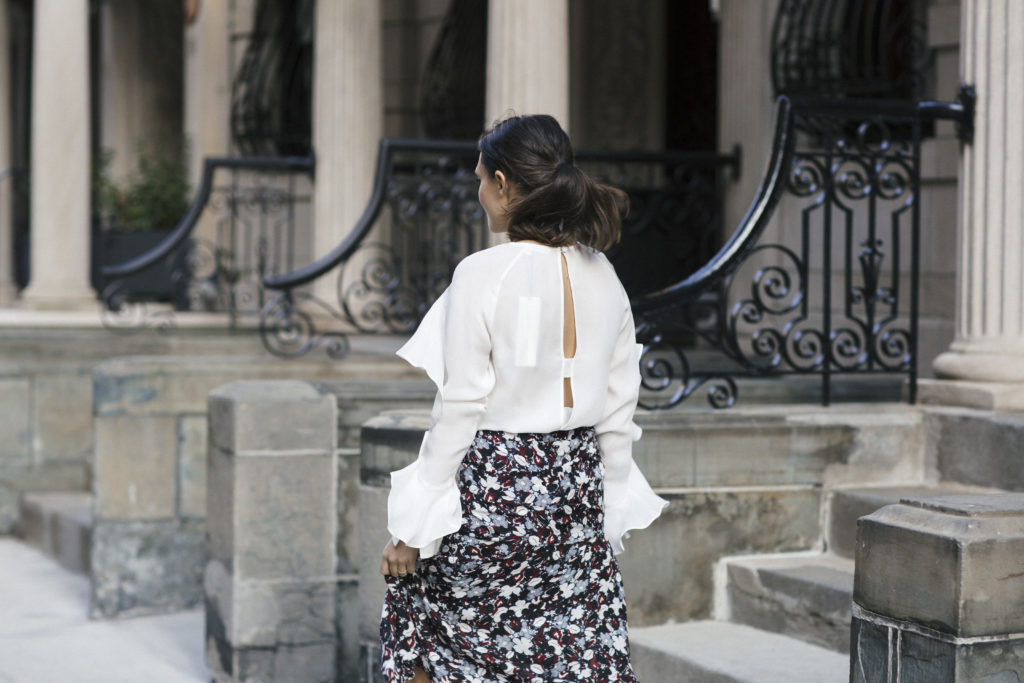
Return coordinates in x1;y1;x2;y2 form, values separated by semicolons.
0;538;209;683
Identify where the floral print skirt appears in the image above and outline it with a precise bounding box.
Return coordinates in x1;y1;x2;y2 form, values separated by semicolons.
380;426;639;683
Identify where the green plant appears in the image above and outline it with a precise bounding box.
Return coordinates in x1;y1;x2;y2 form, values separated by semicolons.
94;135;191;232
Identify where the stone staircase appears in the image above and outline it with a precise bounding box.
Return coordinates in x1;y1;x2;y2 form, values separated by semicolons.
629;483;1000;682
19;491;93;575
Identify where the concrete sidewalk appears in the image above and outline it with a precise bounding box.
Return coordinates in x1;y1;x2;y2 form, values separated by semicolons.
0;538;209;683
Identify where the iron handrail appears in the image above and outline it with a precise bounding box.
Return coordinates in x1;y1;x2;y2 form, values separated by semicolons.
101;155;314;279
633;97;796;315
262;140;741;292
632;86;975;316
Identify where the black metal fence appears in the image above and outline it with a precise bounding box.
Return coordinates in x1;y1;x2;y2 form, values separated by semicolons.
99;156;313;332
630;90;973;408
257;140;739;359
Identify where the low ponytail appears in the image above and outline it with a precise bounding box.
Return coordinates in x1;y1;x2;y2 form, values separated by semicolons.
478;115;628;251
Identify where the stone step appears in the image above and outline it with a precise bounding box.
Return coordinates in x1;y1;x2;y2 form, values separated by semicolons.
827;482;1001;559
724;553;854;653
629;621;848;683
19;492;93;575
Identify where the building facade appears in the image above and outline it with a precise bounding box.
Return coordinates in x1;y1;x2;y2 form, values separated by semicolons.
0;0;1021;397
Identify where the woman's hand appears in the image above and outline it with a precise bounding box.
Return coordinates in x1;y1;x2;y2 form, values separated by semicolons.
380;539;419;577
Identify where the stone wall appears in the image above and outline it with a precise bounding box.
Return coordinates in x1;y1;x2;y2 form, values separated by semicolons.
0;360;92;533
0;329;282;536
852;494;1024;681
89;353;428;619
354;403;926;679
717;0;962;376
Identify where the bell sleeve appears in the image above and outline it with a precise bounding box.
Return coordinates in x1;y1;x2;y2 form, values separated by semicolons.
596;304;669;555
388;261;496;558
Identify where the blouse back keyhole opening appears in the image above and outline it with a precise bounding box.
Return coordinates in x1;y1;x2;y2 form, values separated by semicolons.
561;248;577;409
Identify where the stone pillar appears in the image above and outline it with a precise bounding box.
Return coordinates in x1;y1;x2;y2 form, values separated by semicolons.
99;0;183;185
484;0;569;247
206;381;339;683
183;0;230;189
485;0;569;127
312;0;382;301
0;0;15;304
851;494;1024;681
357;410;429;681
20;0;94;309
931;0;1024;398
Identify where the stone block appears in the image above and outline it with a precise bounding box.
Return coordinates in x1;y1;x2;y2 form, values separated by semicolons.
19;491;92;574
828;484;998;560
726;554;854;653
209;380;336;454
618;485;821;626
336;451;361;574
336;577;361;683
95;355;403;418
360;643;388;683
925;408;1024;490
692;424;794;486
90;518;206;618
32;371;93;462
920;380;1024;412
319;379;434;448
851;615;1024;683
0;377;31;466
921;137;959;181
178;415;207;518
231;452;337;580
855;495;1024;637
207;637;336;683
94;414;178;519
630;621;848;683
927;3;960;48
206;559;336;648
358;484;391;643
205;380;340;682
207;442;235;565
359;410;431;485
0;479;16;534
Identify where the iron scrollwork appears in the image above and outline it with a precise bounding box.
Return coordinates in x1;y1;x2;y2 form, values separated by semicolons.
630;91;977;409
259;139;741;361
100;156;313;333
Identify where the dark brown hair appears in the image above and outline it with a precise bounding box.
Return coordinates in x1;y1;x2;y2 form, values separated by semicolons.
478;114;627;251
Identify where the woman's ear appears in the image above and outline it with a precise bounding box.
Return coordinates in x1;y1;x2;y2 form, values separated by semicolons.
494;170;508;194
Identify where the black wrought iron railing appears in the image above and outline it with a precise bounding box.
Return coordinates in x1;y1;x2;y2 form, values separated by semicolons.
99;156;313;332
258;141;739;359
631;87;973;409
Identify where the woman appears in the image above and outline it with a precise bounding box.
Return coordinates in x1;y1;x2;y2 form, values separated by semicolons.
379;114;667;683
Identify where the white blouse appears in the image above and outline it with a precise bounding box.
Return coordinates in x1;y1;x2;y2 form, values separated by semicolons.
388;241;668;558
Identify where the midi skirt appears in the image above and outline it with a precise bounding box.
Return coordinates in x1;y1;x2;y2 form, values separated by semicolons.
380;426;639;683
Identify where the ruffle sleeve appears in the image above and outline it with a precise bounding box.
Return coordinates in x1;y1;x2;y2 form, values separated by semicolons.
388;261;495;557
596;301;669;554
387;434;463;559
395;289;448;391
603;459;669;555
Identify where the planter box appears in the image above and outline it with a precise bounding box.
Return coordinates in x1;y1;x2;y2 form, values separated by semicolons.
92;229;189;305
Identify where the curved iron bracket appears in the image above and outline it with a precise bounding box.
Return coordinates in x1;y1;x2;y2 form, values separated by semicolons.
101;155;314;279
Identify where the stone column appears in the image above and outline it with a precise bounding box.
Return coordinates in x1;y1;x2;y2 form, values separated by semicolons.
931;0;1024;399
0;0;15;304
183;0;230;189
312;0;382;301
484;0;569;247
206;381;339;683
851;495;1024;681
357;410;429;680
100;0;183;185
485;0;570;128
20;0;94;309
